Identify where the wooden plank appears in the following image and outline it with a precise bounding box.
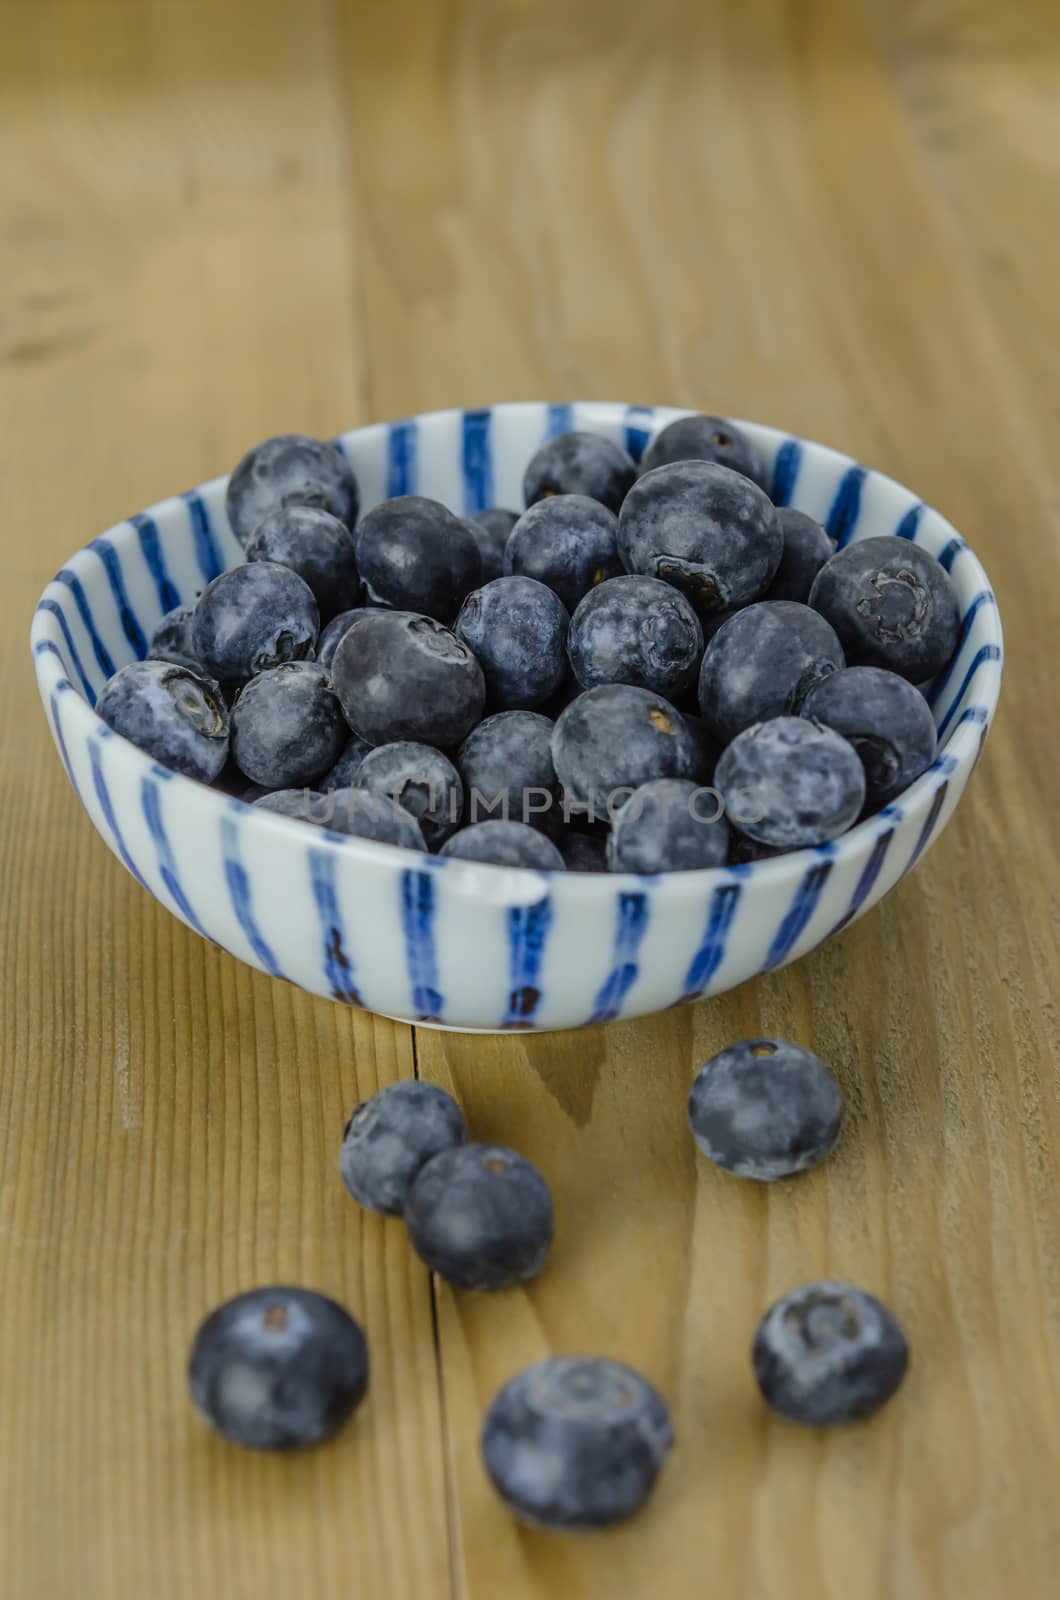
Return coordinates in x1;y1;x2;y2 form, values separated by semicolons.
0;3;450;1596
336;1;1060;1595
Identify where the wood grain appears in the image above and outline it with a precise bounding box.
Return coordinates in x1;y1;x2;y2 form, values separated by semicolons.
2;0;1058;1595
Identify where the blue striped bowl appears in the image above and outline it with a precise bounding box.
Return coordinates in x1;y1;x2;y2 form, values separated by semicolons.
31;402;1002;1032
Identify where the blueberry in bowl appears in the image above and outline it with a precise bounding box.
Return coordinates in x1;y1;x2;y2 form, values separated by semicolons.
33;402;1001;1031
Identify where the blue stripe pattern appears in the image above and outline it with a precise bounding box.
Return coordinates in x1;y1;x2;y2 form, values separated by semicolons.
387;420;417;496
400;869;443;1020
623;405;654;463
682;881;742;998
938;537;964;572
309;844;362;1005
220;815;284;977
928;591;996;708
546;403;574;438
461;409;493;514
907;782;949;869
829;826;897;936
88;537;148;658
55;569;116;678
131;514;180;615
591;891;649;1024
936;644;1001;738
87;737;150;889
828;465;867;546
48;686;79;796
182;491;224;583
895;503;924;540
141;773;207;934
38;599;95;701
770;438;802;506
765;857;834;969
502;895;553;1026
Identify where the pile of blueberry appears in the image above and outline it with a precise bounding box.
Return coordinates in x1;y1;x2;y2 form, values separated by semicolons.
98;414;958;870
189;1040;908;1529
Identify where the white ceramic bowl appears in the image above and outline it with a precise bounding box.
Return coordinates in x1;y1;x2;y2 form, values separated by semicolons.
32;402;1002;1031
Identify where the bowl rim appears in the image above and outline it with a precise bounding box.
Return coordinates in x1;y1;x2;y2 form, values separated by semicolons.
31;400;1004;905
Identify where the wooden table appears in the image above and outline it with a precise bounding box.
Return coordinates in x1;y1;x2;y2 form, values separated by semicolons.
2;2;1057;1595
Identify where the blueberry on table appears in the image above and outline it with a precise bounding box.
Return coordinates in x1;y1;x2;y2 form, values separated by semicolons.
481;1357;673;1530
226;434;359;547
505;494;623;612
523;429;636;513
639;412;768;492
230;662;346;788
454;576;569;710
618;460;783;614
355;740;464;848
245;504;359;620
440;820;566;870
697;600;844;746
340;1081;466;1215
457;710;557;829
96;660;229;783
355;495;481;621
404;1143;554;1289
551;685;699;816
809;535;960;681
688;1038;843;1180
316;607;368;674
752;1282;909;1424
192;562;318;684
608;778;728;873
466;508;519;583
568;575;704;699
559;828;610;872
188;1285;368;1451
763;509;835;603
148;604;200;670
318;735;373;793
715;715;866;849
801;665;938;810
331;610;485;749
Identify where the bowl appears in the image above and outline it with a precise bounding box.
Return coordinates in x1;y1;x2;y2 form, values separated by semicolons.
31;402;1002;1032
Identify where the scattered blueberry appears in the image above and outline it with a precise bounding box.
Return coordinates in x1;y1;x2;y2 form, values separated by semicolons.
608;778;728;873
763;510;835;603
457;710;557;829
505;494;623;612
404;1143;554;1289
318;735;374;793
230;662;346;788
355;741;464;848
809;535;960;681
355;495;481;621
688;1038;843;1180
96;659;229;783
752;1282;909;1424
618;460;783;614
801;666;938;810
552;686;699;817
340;1081;466;1215
568;575;704;699
245;504;359;620
639;412;767;491
697;601;844;746
523;430;636;513
454;576;569;710
715;716;866;849
188;1285;368;1451
316;607;368;674
466;508;519;583
148;604;200;670
559;827;610;872
481;1357;673;1530
192;562;318;684
226;434;359;547
331;610;485;749
440;820;565;870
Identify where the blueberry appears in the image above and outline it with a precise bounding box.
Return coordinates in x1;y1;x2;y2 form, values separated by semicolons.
252;787;327;820
148;604;200;670
331;610;485;749
608;778;728;873
355;495;481;621
230;662;346;788
97;660;229;783
440;820;565;870
187;1285;368;1450
457;710;557;829
481;1357;673;1530
639;413;767;491
728;832;785;865
505;495;623;612
698;601;844;746
340;1081;466;1215
763;510;835;603
324;787;428;850
568;575;704;698
801;666;937;810
552;686;699;817
466;508;519;583
454;576;569;710
355;741;464;848
618;461;783;614
523;430;636;513
681;712;720;784
192;562;318;684
688;1038;843;1180
809;535;960;681
715;716;866;849
316;607;367;674
404;1143;554;1289
318;735;373;793
752;1282;909;1424
226;434;359;547
559;827;610;872
245;504;359;620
